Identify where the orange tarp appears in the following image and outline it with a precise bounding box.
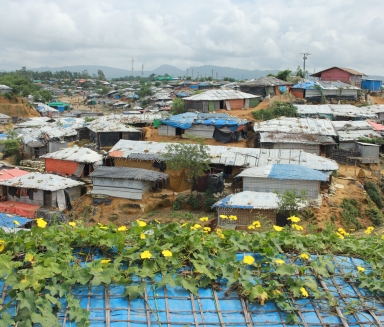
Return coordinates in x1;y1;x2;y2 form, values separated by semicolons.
0;201;41;218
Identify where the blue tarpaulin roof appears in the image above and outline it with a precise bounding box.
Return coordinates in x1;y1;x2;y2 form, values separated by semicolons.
292;80;317;89
269;164;327;181
1;250;382;326
0;213;31;228
176;92;187;97
161;112;248;132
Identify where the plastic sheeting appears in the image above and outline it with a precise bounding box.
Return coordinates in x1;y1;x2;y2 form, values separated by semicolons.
161;112;248;132
2;251;382;326
0;201;41;218
0;213;31;228
268;164;327;181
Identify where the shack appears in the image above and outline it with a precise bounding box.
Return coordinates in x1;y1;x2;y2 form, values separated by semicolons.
41;146;103;178
239;76;292;98
295;105;333;119
0;173;83;210
86;116;142;148
237;164;327;199
329;104;377;121
90;166;168;200
47;101;70;112
253;117;337;155
213;191;279;227
310;67;367;88
158;112;249;143
0;113;10;125
183;90;260;112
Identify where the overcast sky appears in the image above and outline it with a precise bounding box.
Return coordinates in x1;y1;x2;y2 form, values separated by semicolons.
1;0;384;75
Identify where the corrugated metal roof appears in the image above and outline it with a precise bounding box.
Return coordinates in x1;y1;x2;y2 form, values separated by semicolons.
183;89;259;101
40;146;103;163
311;67;367;77
363;104;384;113
90;166;168;182
213;191;279;209
109;140;339;171
331;120;374;131
260;132;335;145
337;130;381;142
329;104;377;118
253;117;337;136
0;169;30;180
238;164;327;181
295;104;333;115
0;113;10;119
86;116;141;133
239;76;292;87
0;173;84;191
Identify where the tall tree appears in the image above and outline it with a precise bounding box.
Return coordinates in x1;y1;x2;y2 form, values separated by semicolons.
97;70;106;81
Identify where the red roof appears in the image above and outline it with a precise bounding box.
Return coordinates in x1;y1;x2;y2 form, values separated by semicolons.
368;120;384;131
0;168;30;180
311;67;367;77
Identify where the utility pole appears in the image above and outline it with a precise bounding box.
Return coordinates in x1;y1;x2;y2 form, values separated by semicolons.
142;64;144;78
216;72;218;80
300;53;311;78
212;70;214;79
186;69;188;78
192;69;194;79
131;57;134;78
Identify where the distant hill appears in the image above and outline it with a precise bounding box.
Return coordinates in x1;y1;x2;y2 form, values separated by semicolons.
30;64;280;80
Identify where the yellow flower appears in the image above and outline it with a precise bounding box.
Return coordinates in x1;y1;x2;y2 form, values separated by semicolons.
337;228;350;236
200;217;208;222
248;225;256;230
190;224;201;231
300;253;310;260
287;216;301;223
365;226;374;234
336;232;344;239
99;226;108;230
219;234;225;239
140;233;146;240
155;219;160;224
243;255;255;265
292;224;303;231
252;221;261;228
36;218;47;228
273;225;283;232
117;226;127;231
229;215;237;220
101;259;111;264
68;222;76;227
275;259;285;265
0;240;5;253
137;220;147;227
203;227;211;233
24;253;34;262
357;266;365;272
181;223;188;227
162;250;172;257
140;250;152;259
219;214;228;219
216;228;222;235
300;287;308;297
382;234;384;239
13;220;20;226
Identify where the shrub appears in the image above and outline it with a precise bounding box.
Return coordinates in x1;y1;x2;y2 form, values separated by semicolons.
366;207;383;226
252;101;298;121
340;199;362;230
186;193;204;210
172;195;186;210
204;192;217;212
364;181;383;209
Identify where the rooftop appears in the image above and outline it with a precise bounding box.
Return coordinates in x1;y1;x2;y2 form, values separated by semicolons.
259;132;335;145
108;140;339;171
311;67;367;77
40;146;103;164
213;191;280;209
183;89;259;101
90;166;169;182
0;168;30;180
237;164;327;181
86;116;141;133
0;173;84;191
253;117;337;136
240;76;293;87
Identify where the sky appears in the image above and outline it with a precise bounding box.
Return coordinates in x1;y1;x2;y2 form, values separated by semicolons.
1;0;384;75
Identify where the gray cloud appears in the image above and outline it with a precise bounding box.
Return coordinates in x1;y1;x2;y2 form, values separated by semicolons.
1;0;384;75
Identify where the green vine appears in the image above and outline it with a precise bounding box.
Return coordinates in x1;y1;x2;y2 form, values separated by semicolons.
0;220;382;326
